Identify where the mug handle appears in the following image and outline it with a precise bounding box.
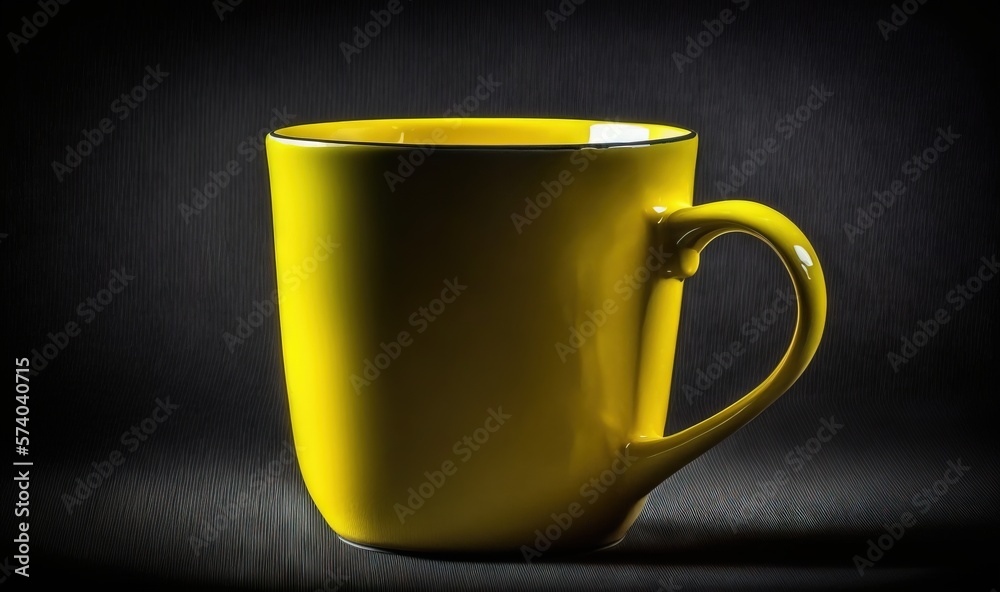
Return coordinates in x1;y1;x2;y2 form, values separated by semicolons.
628;200;827;482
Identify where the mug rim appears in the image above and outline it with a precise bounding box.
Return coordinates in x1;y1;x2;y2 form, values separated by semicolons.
268;117;697;150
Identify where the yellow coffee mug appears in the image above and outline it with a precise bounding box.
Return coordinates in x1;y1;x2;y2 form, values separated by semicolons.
265;118;826;556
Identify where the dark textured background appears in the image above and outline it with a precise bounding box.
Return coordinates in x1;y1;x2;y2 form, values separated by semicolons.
6;0;999;590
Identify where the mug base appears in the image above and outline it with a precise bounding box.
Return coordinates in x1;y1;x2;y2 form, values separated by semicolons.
337;534;626;560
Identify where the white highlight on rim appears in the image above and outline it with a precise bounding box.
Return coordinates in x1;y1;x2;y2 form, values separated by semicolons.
267;133;347;148
588;123;651;144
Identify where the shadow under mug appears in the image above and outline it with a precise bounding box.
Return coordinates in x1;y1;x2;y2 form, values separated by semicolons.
265;118;826;556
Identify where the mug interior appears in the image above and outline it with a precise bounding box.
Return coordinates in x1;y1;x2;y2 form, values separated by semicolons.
270;117;695;149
